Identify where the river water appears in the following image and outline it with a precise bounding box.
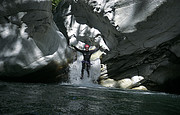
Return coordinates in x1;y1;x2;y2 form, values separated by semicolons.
0;81;180;115
1;58;180;115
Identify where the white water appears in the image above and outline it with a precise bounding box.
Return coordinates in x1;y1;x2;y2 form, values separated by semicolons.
68;52;101;86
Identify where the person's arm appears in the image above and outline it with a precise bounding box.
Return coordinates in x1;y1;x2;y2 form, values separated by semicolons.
73;46;83;53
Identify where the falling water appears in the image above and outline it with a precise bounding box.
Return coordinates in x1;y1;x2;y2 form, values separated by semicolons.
68;52;101;85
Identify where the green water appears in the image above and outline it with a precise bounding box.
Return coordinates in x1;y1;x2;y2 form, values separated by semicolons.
0;81;180;115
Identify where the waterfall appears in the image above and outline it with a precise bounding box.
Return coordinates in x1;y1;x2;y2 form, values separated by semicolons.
68;52;101;85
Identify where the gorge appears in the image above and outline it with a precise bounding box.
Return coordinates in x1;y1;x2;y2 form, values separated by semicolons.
0;0;180;94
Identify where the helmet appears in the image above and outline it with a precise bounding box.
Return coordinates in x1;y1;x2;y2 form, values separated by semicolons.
85;44;90;48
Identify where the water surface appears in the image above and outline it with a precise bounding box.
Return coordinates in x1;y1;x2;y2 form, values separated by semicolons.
0;81;180;115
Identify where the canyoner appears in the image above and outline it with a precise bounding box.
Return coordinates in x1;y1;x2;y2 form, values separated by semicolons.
71;43;103;80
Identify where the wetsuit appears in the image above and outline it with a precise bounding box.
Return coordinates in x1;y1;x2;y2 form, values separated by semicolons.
74;46;99;79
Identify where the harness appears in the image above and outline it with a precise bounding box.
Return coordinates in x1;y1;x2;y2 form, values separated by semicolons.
81;60;92;65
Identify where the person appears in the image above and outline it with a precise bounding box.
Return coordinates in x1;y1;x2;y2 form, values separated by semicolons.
73;44;100;79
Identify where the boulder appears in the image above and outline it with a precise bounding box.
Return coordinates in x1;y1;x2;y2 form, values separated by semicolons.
132;86;148;90
117;78;133;89
100;78;117;88
131;76;144;84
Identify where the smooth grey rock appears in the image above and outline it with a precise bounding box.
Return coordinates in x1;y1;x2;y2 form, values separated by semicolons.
0;0;72;77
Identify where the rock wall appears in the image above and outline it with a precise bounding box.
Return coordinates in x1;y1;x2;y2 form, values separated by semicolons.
54;0;180;93
0;0;72;82
0;0;179;92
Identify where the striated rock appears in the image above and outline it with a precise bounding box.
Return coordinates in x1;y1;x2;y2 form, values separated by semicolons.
100;78;117;88
0;0;72;82
170;41;180;57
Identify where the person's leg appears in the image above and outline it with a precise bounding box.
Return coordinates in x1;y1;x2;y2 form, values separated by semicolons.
81;63;85;79
86;64;90;77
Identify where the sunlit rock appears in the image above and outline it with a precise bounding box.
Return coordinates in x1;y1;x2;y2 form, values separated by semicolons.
91;50;104;61
54;0;109;51
0;0;72;81
117;78;133;89
100;78;117;88
132;86;148;90
131;76;144;84
69;35;78;46
98;74;108;81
